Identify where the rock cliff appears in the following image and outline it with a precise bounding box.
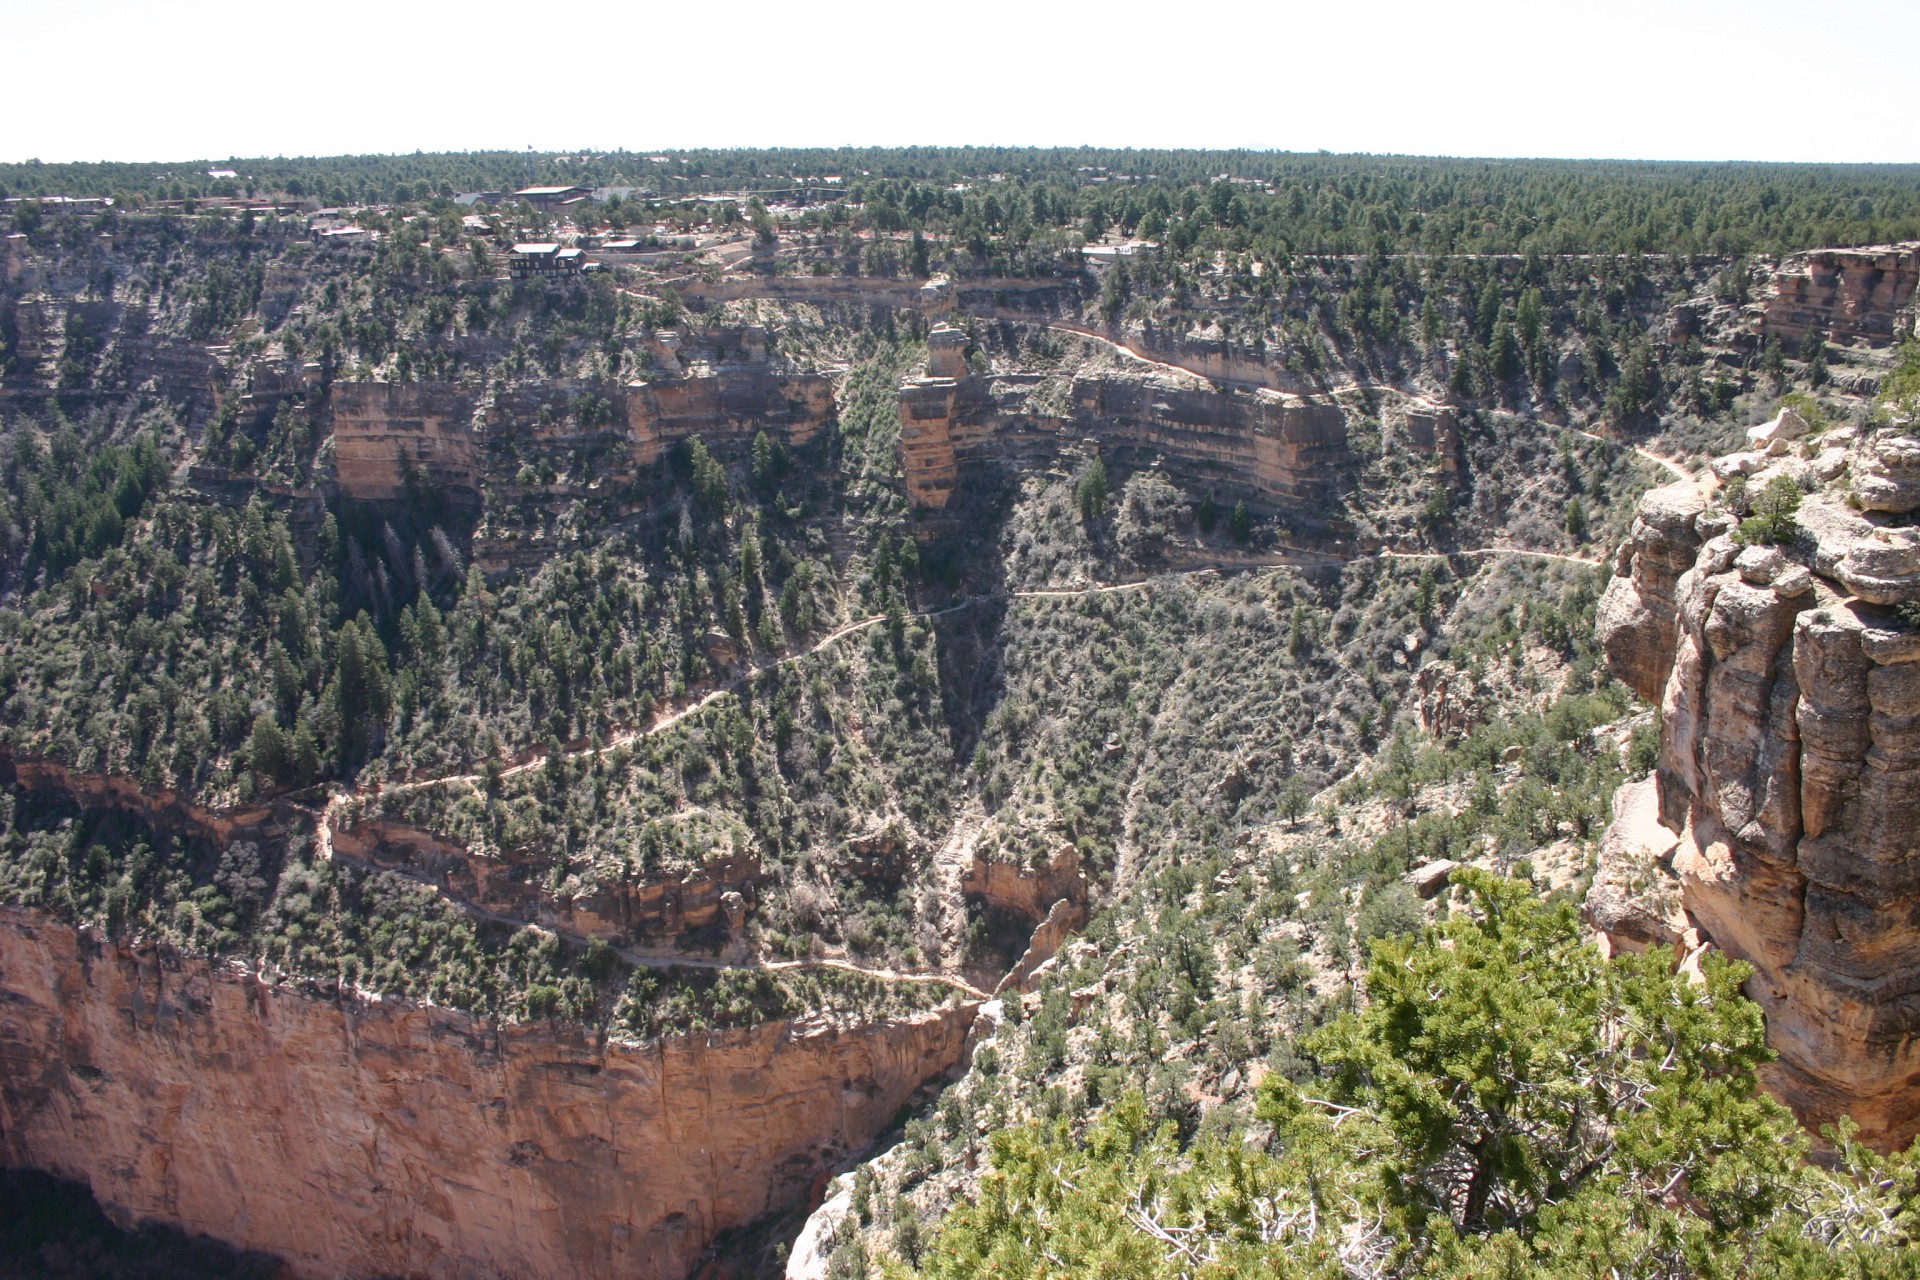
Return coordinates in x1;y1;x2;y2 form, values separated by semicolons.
0;906;975;1280
1758;243;1920;349
895;330;1351;515
330;381;481;502
1588;413;1920;1148
328;358;833;504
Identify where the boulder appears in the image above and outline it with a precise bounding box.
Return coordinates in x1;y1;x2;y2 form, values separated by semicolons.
1405;859;1458;898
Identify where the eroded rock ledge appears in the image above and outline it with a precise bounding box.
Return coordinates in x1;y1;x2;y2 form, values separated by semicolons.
1587;414;1920;1149
0;905;975;1280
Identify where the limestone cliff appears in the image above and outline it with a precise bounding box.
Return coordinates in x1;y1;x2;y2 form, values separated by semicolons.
330;381;480;502
0;906;976;1280
1587;412;1920;1148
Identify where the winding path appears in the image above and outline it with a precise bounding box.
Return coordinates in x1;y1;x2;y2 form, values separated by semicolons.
309;534;1627;996
1570;425;1695;484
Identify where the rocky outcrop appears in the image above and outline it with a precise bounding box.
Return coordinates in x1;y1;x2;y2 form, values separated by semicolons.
332;816;761;943
1414;661;1480;741
896;331;1351;515
625;368;834;467
897;328;996;510
1588;425;1920;1149
1392;399;1462;480
1758;243;1920;348
0;755;276;848
961;843;1086;922
0;907;975;1280
1067;376;1348;511
994;897;1087;995
1596;478;1713;701
330;381;480;501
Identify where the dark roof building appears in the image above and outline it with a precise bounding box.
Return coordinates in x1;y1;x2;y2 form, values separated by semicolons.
509;243;583;279
514;185;589;210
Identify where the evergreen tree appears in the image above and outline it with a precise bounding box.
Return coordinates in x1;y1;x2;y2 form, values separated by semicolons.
1229;499;1252;543
1076;456;1108;521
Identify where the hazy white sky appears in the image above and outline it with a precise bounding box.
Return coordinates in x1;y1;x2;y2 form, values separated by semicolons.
9;0;1916;164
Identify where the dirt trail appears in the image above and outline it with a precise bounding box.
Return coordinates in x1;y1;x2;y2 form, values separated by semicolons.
1380;546;1603;568
351;543;1603;815
1570;425;1695;483
1043;322;1216;385
308;537;1617;992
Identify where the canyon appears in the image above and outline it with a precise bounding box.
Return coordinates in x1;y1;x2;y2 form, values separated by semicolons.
4;155;1920;1277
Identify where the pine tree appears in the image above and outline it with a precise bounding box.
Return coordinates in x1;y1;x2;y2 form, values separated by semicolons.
1076;456;1108;521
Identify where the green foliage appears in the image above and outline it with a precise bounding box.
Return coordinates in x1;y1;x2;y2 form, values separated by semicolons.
908;875;1920;1280
1736;475;1803;547
1874;337;1920;427
2;429;166;585
1076;456;1109;521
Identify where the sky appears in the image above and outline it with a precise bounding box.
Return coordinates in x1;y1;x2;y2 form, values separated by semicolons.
8;0;1918;165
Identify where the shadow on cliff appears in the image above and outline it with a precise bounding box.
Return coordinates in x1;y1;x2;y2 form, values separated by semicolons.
0;1169;291;1280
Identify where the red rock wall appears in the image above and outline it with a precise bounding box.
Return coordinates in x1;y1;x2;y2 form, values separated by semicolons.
0;907;975;1280
1759;243;1920;348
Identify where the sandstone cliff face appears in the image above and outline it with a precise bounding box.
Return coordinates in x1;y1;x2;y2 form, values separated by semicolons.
1067;376;1348;511
1759;243;1920;348
625;369;834;468
1588;420;1920;1148
329;364;834;504
0;907;976;1280
896;370;997;510
895;335;1351;515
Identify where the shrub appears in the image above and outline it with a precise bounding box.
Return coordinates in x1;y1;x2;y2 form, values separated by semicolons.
1736;475;1803;547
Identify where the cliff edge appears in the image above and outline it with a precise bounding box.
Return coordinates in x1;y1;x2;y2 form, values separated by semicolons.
1586;405;1920;1148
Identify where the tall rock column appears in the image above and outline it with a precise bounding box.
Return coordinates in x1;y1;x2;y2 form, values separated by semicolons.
1587;417;1920;1150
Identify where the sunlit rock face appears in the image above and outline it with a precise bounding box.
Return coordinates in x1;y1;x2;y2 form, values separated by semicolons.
0;907;975;1280
1588;432;1920;1150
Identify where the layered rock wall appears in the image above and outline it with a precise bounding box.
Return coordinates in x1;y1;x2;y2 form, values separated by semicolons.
0;907;975;1280
1068;376;1348;510
1589;426;1920;1148
1759;243;1920;348
896;336;1350;514
626;369;833;467
896;372;997;510
332;817;761;943
330;381;479;501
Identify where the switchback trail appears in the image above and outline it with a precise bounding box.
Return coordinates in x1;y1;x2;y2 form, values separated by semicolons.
341;540;1612;817
308;537;1614;988
1043;321;1221;385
